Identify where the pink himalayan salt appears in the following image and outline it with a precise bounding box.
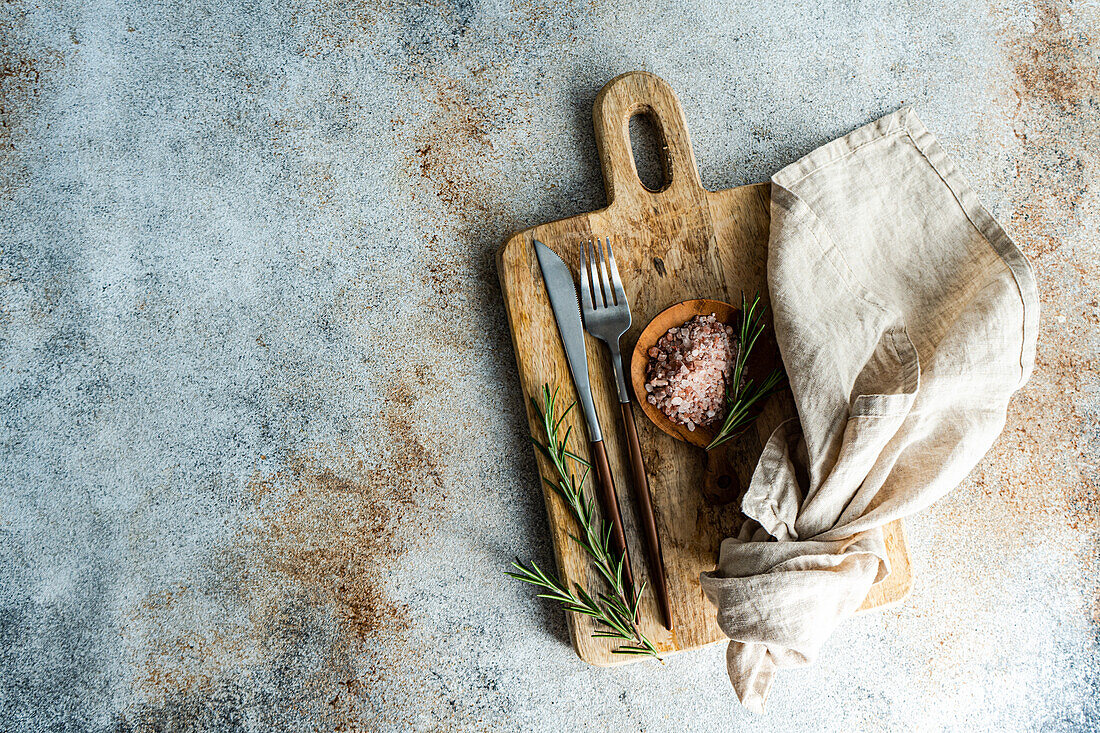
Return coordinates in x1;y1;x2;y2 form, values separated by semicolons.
644;313;737;431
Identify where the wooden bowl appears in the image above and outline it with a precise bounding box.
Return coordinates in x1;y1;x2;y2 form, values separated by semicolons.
629;299;738;450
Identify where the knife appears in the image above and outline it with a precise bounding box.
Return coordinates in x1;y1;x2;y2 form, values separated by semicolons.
533;239;635;602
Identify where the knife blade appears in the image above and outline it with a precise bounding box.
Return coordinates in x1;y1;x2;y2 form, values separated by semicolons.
533;239;635;603
533;240;602;442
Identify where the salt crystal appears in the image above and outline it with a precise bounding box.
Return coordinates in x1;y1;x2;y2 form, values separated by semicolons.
643;314;738;431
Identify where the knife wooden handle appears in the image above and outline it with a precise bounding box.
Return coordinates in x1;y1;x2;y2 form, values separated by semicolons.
619;401;673;630
590;439;635;604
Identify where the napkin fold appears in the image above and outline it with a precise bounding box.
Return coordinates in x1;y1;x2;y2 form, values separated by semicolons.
700;107;1039;713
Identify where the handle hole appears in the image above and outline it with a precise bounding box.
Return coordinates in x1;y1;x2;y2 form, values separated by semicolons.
629;110;671;193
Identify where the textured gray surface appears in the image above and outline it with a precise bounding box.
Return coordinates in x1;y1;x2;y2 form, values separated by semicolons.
1;0;1097;730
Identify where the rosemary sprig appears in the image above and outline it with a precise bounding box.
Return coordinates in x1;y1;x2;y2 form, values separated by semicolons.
706;292;787;451
507;385;660;660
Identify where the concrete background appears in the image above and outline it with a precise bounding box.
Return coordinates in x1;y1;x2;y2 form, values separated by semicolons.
1;0;1097;730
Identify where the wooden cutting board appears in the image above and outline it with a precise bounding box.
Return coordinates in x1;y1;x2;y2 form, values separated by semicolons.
497;71;912;665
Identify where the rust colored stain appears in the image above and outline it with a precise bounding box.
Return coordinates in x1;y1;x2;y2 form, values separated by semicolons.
1010;3;1098;108
408;78;501;227
982;0;1100;534
119;378;447;727
998;0;1100;258
0;2;64;198
246;460;414;640
401;71;533;312
121;590;252;717
244;388;445;643
424;232;462;297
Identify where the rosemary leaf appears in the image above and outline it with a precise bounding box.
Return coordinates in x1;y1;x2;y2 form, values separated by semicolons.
706;292;788;451
507;384;662;662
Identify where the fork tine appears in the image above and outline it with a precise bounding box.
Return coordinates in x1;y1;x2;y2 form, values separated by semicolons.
604;237;627;306
580;241;595;311
587;239;604;307
596;238;613;307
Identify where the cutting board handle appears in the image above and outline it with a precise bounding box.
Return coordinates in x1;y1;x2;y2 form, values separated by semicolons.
593;71;706;206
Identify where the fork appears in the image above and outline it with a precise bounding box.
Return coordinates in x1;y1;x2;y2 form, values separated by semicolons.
580;237;674;631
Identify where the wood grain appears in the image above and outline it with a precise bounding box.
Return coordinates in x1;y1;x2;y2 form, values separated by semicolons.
497;71;912;665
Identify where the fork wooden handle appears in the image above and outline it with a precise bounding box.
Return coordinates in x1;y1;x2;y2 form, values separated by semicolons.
589;439;635;605
619;402;673;630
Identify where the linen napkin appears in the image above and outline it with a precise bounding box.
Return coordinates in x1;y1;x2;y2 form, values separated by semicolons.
700;107;1039;713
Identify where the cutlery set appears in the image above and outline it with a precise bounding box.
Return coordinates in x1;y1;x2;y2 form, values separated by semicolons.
533;237;673;631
